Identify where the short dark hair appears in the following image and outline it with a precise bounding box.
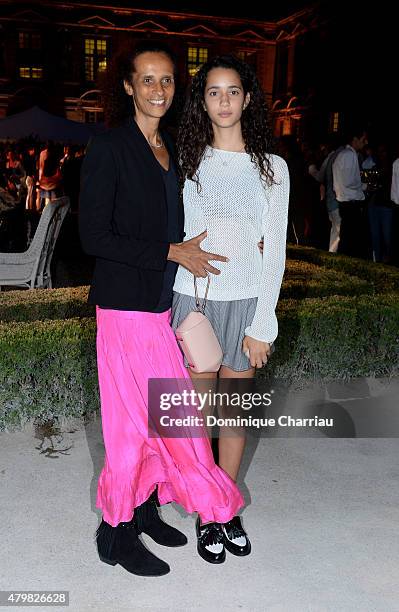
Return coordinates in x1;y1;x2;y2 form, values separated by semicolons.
344;125;367;144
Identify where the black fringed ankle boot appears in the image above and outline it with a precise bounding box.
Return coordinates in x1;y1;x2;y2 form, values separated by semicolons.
96;517;170;576
134;490;187;547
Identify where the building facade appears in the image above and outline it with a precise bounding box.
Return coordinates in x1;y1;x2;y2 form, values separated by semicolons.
0;1;340;141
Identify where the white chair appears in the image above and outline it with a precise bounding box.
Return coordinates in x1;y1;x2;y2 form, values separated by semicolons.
0;196;70;290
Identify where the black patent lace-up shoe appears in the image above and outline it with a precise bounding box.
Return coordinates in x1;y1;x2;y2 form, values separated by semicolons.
195;517;225;564
221;516;251;556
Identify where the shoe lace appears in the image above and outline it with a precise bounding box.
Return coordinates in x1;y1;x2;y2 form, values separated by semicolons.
200;523;223;547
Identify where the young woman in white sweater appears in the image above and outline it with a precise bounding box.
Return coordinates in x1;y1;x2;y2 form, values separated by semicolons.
172;55;289;562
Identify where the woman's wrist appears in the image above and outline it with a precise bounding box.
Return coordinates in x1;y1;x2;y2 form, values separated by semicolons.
167;242;182;263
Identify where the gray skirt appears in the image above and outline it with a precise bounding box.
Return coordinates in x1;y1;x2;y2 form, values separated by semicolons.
171;292;258;372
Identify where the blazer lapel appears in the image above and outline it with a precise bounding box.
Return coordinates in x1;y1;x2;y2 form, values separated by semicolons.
162;128;185;240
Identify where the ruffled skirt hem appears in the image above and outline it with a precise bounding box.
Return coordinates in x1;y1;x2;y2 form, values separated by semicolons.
97;452;244;527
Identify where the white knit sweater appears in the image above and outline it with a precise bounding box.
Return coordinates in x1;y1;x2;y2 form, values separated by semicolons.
173;147;289;343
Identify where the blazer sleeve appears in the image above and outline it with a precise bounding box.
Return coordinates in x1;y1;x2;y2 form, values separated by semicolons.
79;135;169;271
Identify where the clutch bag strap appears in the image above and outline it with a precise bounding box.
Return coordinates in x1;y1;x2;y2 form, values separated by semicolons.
193;274;210;315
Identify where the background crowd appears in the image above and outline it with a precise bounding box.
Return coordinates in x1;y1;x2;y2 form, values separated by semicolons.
1;129;398;266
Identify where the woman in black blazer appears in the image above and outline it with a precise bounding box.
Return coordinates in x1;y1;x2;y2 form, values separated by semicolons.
79;42;244;576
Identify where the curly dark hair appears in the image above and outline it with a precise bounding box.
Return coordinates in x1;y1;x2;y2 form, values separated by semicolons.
101;41;177;129
177;54;275;189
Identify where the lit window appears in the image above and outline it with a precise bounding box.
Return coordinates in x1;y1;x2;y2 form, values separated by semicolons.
282;118;292;136
187;47;208;76
85;56;94;82
85;39;95;55
198;48;208;63
329;111;340;133
98;59;107;73
31;67;43;79
19;66;30;78
84;38;107;81
97;40;106;53
332;112;339;133
19;66;43;79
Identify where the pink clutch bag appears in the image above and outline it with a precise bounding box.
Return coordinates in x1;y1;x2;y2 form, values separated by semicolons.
175;276;223;373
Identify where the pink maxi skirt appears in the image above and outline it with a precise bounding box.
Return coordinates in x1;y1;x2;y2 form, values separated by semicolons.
95;307;244;527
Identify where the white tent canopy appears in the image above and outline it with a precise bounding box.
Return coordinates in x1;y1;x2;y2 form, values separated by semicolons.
0;106;103;144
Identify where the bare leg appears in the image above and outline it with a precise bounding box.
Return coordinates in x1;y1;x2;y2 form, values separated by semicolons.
217;365;255;481
187;368;217;438
187;368;218;524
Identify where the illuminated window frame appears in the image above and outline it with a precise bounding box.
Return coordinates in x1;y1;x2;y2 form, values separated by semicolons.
84;38;108;82
330;111;340;133
187;46;208;76
19;66;43;79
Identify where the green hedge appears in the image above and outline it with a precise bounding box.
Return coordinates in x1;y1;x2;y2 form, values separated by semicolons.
281;260;371;298
287;245;399;293
0;318;97;429
1;246;398;429
272;294;399;380
0;286;93;322
1;254;394;324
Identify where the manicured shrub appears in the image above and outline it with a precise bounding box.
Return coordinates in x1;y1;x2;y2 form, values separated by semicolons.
1;246;398;429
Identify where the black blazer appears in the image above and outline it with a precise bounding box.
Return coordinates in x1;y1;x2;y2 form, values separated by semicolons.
79;116;184;310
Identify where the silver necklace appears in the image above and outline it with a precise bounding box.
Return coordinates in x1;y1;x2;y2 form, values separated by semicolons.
147;136;164;149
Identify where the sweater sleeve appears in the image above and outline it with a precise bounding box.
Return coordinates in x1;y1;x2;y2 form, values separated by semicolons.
79;135;169;271
244;155;289;343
